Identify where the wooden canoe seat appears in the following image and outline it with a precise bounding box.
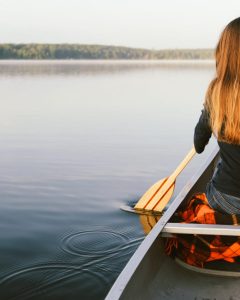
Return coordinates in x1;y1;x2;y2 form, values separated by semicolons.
161;222;240;236
162;222;240;276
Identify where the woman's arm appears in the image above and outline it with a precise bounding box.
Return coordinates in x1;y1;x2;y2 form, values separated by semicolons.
194;109;212;153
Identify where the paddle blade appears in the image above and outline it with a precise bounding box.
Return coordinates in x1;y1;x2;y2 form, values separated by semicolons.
134;177;168;211
134;177;175;212
152;183;175;212
134;147;195;213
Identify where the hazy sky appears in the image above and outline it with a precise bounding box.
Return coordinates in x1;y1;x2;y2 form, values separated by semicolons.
0;0;239;49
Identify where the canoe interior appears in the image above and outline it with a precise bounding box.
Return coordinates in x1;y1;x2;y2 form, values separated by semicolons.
120;243;240;300
110;151;240;300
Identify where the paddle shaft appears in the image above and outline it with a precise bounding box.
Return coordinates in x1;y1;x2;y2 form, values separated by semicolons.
166;147;196;186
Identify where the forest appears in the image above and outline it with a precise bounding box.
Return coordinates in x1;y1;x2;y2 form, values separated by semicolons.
0;44;214;60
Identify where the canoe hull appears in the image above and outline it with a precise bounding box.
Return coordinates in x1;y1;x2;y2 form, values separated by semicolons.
106;148;240;300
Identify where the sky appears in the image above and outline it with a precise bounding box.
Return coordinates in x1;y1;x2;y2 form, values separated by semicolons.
0;0;239;49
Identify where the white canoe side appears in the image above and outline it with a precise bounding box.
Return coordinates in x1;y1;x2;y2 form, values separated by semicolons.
105;147;240;300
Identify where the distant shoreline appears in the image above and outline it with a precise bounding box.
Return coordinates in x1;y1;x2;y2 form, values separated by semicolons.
0;44;214;60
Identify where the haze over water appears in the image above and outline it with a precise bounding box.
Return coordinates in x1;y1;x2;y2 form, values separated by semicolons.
0;60;216;299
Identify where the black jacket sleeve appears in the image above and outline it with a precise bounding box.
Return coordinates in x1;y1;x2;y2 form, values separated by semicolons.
194;109;212;153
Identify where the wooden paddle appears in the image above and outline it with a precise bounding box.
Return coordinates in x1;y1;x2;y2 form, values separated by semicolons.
134;147;196;213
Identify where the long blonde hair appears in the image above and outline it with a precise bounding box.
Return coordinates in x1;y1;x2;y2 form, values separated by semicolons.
205;17;240;144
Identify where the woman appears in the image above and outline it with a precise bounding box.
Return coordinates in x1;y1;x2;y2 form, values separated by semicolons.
194;17;240;215
165;18;240;267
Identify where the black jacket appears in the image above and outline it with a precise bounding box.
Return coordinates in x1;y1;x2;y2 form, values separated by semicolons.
194;109;240;198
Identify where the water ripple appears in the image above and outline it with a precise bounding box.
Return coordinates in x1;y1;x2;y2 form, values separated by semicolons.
60;230;130;258
0;263;110;300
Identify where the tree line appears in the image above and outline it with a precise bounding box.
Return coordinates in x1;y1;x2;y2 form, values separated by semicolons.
0;44;214;60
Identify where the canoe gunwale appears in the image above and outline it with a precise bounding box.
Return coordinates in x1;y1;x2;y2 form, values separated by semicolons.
105;147;219;300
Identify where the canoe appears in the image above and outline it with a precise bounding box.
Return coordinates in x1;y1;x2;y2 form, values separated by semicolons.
105;147;240;300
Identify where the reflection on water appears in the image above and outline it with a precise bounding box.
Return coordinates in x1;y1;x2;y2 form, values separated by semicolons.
0;60;216;299
139;214;161;234
0;60;214;77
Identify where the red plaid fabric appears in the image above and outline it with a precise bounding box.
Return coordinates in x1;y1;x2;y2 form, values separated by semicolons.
165;193;240;268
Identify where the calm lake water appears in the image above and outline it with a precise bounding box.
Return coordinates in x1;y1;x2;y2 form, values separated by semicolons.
0;60;217;300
